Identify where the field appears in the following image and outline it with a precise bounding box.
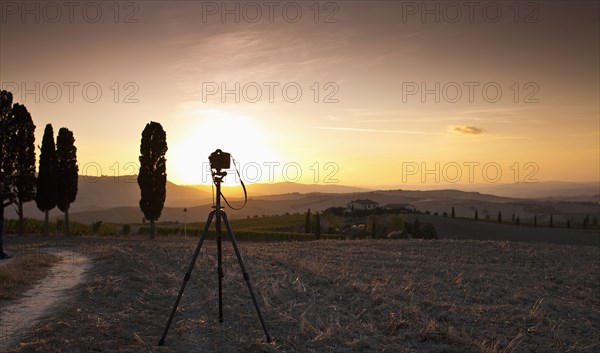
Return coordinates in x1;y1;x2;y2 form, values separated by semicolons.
1;236;599;353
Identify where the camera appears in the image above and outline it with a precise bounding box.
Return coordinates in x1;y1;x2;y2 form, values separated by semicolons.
209;149;231;171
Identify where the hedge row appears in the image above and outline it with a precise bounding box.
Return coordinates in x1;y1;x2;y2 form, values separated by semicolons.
3;218;119;236
136;226;343;241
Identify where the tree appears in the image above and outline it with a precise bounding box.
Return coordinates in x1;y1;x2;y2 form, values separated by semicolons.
304;208;311;233
388;214;404;231
314;212;321;240
516;216;520;226
474;209;478;221
420;222;438;239
35;124;58;235
583;215;590;229
566;219;570;228
138;122;167;238
56;128;78;236
451;206;455;218
413;217;421;238
497;211;502;224
534;214;537;228
549;214;554;228
10;104;37;236
511;213;515;222
369;214;377;238
0;90;15;186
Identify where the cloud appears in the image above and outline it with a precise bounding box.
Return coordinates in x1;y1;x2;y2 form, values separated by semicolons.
316;127;443;135
453;126;485;135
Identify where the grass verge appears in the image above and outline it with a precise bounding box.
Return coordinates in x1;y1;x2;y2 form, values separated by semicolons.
0;253;60;300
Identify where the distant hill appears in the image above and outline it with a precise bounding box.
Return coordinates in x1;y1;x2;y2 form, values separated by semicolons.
454;181;599;200
7;177;598;225
68;188;598;224
8;176;210;221
187;181;371;197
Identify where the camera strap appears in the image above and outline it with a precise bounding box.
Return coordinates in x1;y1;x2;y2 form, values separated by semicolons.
217;156;247;211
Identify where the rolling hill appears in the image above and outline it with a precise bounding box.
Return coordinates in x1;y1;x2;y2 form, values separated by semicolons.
6;176;598;226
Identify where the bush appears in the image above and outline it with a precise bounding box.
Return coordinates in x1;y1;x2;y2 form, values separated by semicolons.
92;221;103;233
420;222;438;239
411;220;438;239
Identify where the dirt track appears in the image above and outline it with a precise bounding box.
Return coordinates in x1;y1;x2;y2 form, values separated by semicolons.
1;237;599;352
0;250;90;351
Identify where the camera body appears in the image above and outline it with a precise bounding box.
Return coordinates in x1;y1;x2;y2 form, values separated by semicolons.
209;149;231;171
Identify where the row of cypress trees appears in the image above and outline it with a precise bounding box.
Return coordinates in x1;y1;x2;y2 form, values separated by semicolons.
2;90;164;238
0;90;78;235
37;124;78;235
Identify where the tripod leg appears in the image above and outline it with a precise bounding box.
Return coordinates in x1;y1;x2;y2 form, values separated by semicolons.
216;210;224;322
222;212;272;343
159;211;215;346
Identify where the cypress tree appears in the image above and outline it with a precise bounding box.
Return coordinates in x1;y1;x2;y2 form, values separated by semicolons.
371;215;377;238
474;209;478;221
549;214;554;228
451;206;455;218
35;124;58;235
497;211;502;224
305;208;311;233
56;128;78;236
0;90;15;185
315;212;321;240
413;217;421;238
11;104;36;236
138;122;167;238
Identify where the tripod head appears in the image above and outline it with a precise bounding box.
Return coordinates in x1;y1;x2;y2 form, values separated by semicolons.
208;149;247;211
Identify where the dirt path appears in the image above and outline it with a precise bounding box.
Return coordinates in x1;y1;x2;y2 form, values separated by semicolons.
0;250;90;351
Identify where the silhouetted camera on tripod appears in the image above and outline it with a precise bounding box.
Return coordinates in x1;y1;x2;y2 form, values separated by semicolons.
209;149;231;172
158;148;271;346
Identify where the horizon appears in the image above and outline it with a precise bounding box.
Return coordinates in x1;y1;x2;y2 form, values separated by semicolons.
1;1;599;187
78;173;600;190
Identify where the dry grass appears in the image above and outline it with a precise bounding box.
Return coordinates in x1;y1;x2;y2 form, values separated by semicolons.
2;237;599;352
0;253;60;300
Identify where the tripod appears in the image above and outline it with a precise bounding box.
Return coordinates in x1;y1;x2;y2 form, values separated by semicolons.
158;171;271;346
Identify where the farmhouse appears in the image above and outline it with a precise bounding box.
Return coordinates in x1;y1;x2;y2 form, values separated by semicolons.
347;199;379;211
383;203;416;213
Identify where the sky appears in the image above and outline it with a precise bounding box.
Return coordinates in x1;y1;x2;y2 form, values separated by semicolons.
1;1;598;188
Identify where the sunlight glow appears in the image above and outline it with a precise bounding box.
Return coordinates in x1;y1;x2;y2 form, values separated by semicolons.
168;108;280;185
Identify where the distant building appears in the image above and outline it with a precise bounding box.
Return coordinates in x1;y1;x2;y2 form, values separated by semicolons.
347;199;379;211
383;203;416;213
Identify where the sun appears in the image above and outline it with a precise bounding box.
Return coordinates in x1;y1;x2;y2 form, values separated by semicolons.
169;108;280;185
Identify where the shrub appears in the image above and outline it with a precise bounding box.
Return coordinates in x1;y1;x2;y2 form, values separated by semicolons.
92;221;103;233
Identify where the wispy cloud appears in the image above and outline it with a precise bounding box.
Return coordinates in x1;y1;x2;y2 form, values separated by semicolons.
453;126;485;135
315;127;443;135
